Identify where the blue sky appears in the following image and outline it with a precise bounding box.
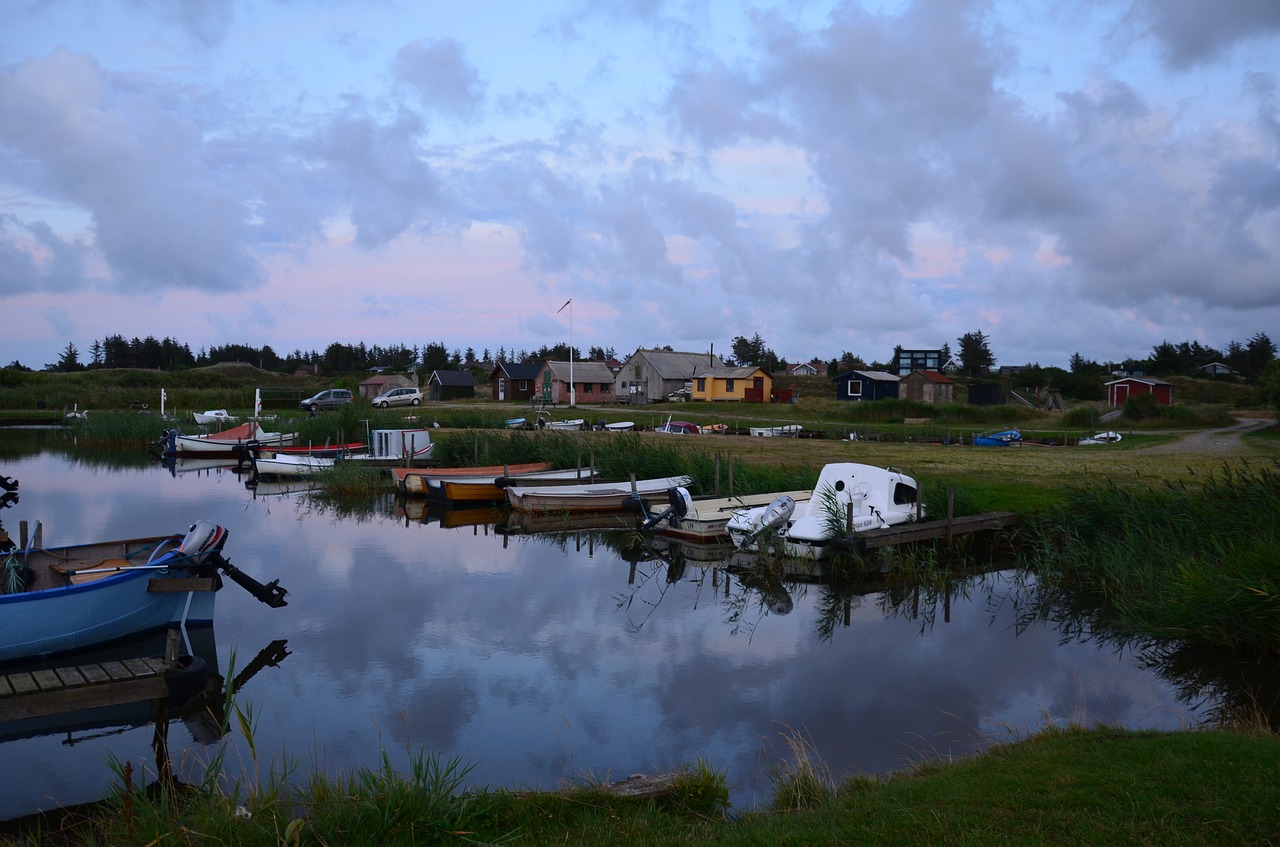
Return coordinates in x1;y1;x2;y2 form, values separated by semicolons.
2;0;1278;371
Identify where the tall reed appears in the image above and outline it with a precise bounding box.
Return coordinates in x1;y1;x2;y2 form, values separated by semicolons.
1022;462;1280;656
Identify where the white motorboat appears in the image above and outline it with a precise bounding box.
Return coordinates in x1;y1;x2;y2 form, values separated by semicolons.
748;424;802;437
726;463;922;560
193;409;238;425
249;451;335;478
157;421;297;457
1078;431;1123;445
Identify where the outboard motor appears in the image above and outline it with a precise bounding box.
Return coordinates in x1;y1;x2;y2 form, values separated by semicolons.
176;520;231;564
743;495;796;545
641;486;694;530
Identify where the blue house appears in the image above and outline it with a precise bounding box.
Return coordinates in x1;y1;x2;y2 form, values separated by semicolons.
831;369;900;402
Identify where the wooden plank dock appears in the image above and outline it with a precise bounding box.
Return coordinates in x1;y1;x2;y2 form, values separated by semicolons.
846;511;1023;552
0;657;174;722
0;629;188;723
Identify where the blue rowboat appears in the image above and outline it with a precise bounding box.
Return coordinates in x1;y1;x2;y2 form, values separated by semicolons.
1;520;286;664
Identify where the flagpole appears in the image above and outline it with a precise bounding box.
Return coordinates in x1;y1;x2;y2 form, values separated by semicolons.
558;298;576;407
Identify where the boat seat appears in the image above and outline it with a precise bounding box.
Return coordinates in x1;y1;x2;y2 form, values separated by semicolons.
49;558;129;586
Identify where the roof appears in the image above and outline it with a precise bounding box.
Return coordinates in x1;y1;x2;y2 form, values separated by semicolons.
696;366;768;379
1105;376;1174;386
490;361;543;380
359;374;402;387
543;361;617;383
627;348;725;379
430;370;476;387
902;370;955;384
831;369;899;382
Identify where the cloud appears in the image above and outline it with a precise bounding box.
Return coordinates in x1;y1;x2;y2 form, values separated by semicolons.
1119;0;1280;70
0;48;264;294
392;38;486;120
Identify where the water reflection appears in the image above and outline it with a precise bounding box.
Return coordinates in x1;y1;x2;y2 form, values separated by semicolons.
0;429;1263;821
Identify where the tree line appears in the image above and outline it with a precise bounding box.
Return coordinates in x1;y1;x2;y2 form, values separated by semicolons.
15;329;1277;389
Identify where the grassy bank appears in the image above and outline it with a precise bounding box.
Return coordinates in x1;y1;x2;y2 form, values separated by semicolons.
6;726;1276;846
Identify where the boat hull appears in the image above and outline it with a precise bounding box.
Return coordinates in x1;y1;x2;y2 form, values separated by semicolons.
391;462;555;494
0;533;220;664
506;475;694;513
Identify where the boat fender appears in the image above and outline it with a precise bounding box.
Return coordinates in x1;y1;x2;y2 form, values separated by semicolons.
165;655;210;707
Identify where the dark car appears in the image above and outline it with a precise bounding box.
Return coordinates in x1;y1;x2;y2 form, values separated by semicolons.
300;388;353;412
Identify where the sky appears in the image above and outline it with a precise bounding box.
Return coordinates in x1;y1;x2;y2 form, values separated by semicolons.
2;0;1278;372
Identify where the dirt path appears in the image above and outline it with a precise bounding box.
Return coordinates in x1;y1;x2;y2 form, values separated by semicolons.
1143;417;1276;456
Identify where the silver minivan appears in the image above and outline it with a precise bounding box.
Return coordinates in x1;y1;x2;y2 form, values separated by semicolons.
299;388;353;412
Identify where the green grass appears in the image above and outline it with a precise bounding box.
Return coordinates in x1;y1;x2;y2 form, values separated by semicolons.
7;727;1275;846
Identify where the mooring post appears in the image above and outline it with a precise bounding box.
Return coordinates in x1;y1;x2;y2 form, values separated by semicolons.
714;452;721;496
946;485;955;545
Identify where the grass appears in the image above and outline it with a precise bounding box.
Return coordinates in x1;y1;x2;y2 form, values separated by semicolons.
6;726;1276;846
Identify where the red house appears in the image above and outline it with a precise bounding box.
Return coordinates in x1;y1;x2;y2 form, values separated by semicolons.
1106;377;1173;407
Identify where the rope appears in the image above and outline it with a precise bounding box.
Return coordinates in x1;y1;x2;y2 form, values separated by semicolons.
4;552;26;594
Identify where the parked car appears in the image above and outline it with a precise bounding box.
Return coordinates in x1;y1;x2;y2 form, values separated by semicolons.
300;388;353;412
373;387;423;408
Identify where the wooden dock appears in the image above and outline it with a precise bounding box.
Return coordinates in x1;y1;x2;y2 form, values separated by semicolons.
0;630;192;723
844;511;1023;553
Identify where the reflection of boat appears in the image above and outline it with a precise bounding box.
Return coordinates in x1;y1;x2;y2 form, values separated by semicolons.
160;456;245;478
192;409;237;425
246;477;321;498
1079;430;1122;445
506;475;695;513
0;519;288;663
391;462;555;495
749;424;802;437
973;428;1022;446
398;500;506;529
157;421;298;457
726;463;922;560
0;475;17;492
497;509;642;534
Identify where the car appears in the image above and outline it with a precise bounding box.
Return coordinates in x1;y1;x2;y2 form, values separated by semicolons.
300;388;353;412
373;387;423;408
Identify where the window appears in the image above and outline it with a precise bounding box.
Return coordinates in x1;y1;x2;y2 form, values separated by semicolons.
599;384;610;393
725;379;735;393
582;383;594;394
517;380;528;390
696;378;706;391
846;379;863;397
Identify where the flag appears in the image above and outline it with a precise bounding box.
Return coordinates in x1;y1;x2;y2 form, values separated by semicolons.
556;298;572;313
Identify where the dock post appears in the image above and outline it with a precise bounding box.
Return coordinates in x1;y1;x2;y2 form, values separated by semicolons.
728;461;734;497
946;486;955;545
714;453;720;496
19;520;27;550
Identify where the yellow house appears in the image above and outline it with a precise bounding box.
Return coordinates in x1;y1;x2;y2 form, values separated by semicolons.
691;367;772;402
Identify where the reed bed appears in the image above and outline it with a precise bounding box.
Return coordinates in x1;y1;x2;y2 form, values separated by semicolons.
1023;463;1280;656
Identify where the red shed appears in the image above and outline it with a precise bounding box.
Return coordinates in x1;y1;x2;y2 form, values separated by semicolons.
1106;377;1173;407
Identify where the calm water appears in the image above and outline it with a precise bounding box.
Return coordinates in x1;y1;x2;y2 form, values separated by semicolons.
0;431;1206;820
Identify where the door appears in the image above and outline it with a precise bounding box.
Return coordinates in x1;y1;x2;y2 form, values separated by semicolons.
498;378;506;401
